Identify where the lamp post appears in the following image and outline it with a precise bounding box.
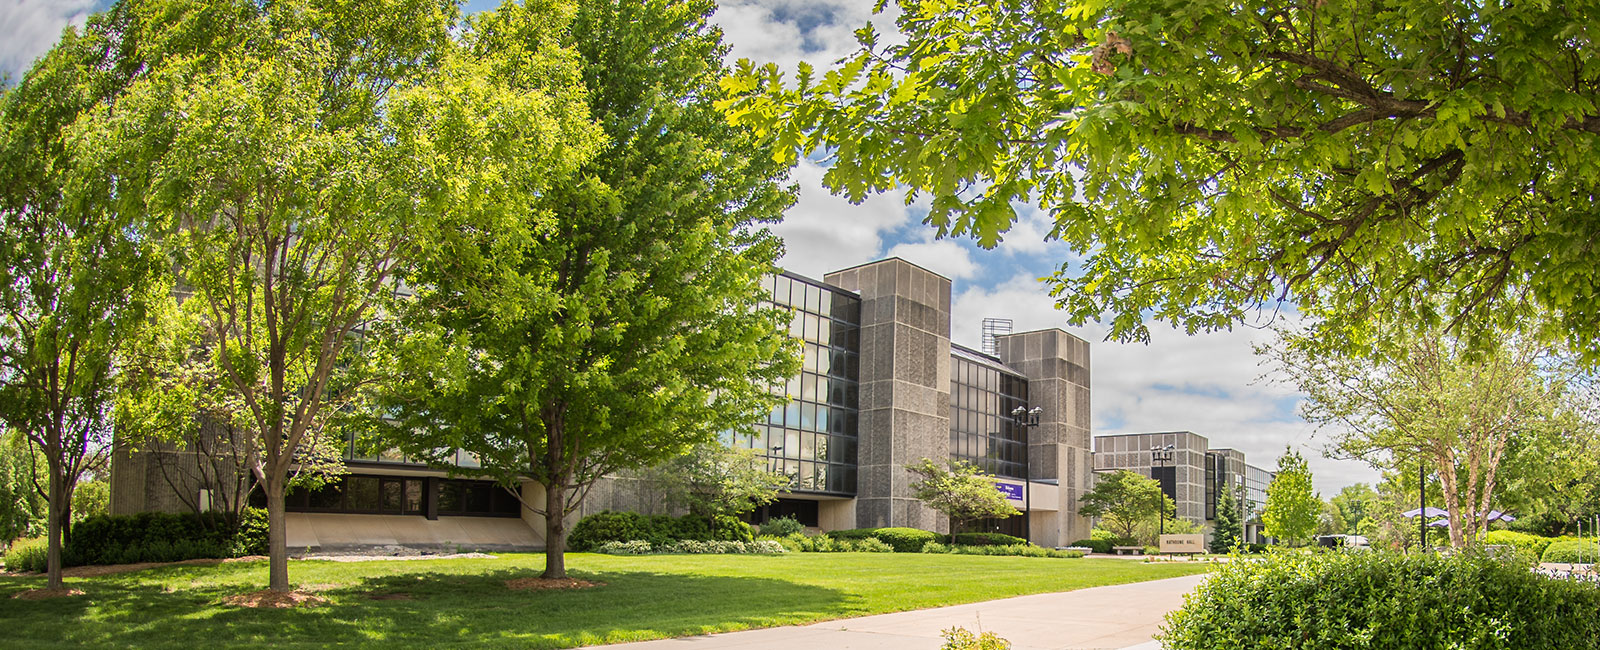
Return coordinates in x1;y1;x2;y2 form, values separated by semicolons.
1419;458;1427;551
1151;444;1175;535
1234;474;1247;546
1010;406;1042;544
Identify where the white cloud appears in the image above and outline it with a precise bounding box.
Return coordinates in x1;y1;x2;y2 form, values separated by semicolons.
884;235;978;282
713;1;901;75
768;158;915;278
0;0;99;82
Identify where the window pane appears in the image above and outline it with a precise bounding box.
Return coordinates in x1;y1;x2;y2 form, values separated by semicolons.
381;479;403;512
309;480;344;510
404;480;422;514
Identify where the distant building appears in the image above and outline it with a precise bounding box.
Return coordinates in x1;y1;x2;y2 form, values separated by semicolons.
1092;431;1273;544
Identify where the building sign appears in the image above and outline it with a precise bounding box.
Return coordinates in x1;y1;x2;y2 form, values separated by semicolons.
994;482;1024;502
1159;534;1205;554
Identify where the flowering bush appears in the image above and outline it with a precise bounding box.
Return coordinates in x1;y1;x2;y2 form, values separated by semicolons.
595;540;655;555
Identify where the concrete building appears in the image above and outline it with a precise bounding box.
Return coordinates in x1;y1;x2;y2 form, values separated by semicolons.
111;258;1096;550
1092;431;1273;544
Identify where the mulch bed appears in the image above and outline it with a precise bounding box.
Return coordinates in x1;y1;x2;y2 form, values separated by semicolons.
12;587;86;600
222;589;330;608
504;577;603;591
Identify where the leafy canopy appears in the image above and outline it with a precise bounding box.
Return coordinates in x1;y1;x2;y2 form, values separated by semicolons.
1268;322;1595;547
1262;448;1319;545
370;0;799;578
1077;468;1167;543
905;458;1021;532
637;442;788;520
721;0;1600;358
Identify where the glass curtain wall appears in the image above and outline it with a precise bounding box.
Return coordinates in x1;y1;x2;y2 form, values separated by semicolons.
731;273;861;495
948;351;1030;480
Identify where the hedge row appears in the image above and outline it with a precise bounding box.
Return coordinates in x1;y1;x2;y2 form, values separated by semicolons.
923;542;1084;558
595;539;787;555
1160;550;1600;649
1541;538;1600;564
828;527;944;552
2;509;268;572
567;511;754;551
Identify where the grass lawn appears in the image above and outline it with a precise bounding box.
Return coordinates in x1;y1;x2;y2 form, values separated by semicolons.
0;552;1208;649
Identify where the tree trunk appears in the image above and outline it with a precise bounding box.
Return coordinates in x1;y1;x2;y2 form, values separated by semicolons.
265;475;290;592
542;479;568;580
45;459;64;590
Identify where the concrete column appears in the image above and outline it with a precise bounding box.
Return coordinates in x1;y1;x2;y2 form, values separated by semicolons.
996;329;1093;546
825;258;952;533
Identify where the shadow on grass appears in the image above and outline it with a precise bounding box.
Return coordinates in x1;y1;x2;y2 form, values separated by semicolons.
0;565;850;649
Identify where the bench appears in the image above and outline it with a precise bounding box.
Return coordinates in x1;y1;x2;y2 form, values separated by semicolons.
1112;545;1144;556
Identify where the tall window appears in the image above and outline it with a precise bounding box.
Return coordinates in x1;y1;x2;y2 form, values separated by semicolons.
729;273;861;495
948;350;1030;479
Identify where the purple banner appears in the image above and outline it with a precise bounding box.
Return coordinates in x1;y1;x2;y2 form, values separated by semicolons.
995;482;1024;501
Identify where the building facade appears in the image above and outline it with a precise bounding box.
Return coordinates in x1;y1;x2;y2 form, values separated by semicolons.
1092;431;1273;544
112;258;1095;550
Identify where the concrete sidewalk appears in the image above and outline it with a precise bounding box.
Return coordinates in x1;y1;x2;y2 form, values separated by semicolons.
603;573;1203;650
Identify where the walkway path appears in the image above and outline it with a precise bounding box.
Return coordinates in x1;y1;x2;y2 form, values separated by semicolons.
604;572;1204;650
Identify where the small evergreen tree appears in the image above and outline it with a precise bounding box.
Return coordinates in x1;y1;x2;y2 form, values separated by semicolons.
1210;489;1243;553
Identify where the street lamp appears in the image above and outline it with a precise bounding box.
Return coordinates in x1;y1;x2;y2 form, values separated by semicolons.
1233;474;1247;546
1010;406;1042;543
1151;444;1175;535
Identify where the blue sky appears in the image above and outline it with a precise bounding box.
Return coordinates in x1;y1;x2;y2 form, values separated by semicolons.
0;0;1379;494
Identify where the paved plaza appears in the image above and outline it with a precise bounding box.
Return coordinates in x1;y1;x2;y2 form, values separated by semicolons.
604;572;1204;650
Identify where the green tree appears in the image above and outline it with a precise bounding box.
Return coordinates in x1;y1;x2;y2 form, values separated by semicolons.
721;1;1600;359
43;0;599;593
1210;488;1243;554
1269;324;1592;548
1079;469;1167;543
1331;483;1379;536
904;458;1021;534
640;442;788;520
0;434;47;546
372;0;798;580
1316;500;1348;537
0;10;172;587
1263;448;1319;546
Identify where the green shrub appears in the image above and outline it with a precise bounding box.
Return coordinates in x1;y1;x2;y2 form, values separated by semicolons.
1541;538;1599;564
570;511;743;551
953;532;1027;546
941;626;1011;650
596;540;654;555
2;537;47;573
231;507;269;556
830;527;941;552
1159;550;1600;649
65;511;238;566
760;515;804;537
847;537;894;553
1070;538;1111;554
1482;530;1555;565
748;539;786;554
568;511;648;551
709;514;754;543
920;542;1082;559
